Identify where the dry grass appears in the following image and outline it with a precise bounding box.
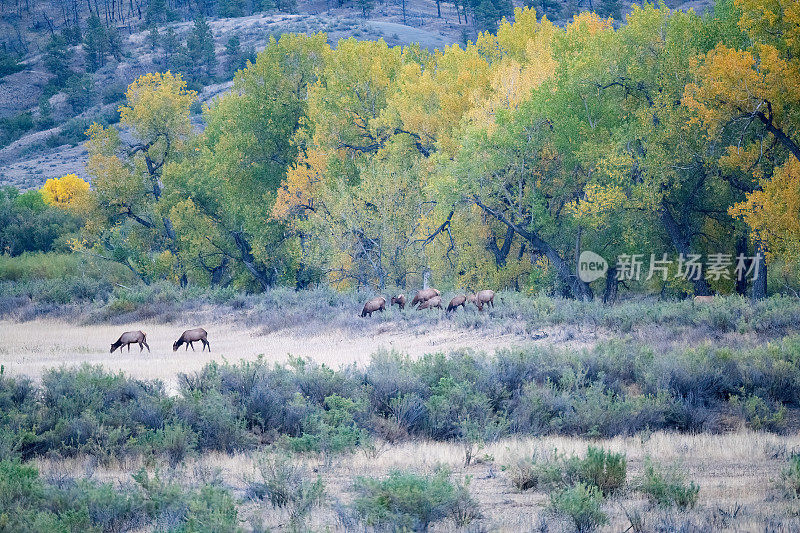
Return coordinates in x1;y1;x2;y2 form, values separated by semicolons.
35;430;800;531
0;318;542;393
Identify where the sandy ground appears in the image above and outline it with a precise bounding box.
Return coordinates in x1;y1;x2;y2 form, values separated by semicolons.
0;319;532;393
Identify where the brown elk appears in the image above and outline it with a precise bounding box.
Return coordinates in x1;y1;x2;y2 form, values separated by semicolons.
361;296;386;317
173;328;210;352
447;295;467;313
390;294;406;310
418;295;443;310
694;295;714;303
411;288;440;308
469;290;495;311
110;330;150;353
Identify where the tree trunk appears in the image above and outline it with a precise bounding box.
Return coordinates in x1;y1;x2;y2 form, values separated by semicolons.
660;199;712;296
472;196;593;300
486;226;514;267
751;239;767;300
603;265;618;305
232;231;273;291
735;234;748;295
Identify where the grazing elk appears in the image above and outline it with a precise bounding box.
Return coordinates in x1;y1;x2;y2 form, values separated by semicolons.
390;294;406;310
110;330;150;353
468;290;495;311
411;288;440;308
418;295;443;310
694;295;714;303
447;295;467;313
173;328;210;352
361;296;387;317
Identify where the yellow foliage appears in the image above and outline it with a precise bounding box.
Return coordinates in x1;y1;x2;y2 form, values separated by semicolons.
730;158;800;264
119;72;197;142
40;174;90;212
273;148;329;220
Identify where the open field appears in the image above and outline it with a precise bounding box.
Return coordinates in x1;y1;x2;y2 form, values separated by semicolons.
3;293;800;531
0;317;540;393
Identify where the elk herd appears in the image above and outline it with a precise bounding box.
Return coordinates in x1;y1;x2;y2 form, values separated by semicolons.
361;288;495;317
108;290;493;354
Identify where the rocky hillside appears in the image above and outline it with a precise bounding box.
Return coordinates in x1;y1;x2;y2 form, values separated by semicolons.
0;0;710;190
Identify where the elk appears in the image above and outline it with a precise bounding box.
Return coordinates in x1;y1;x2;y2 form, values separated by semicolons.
110;330;150;353
411;288;440;308
469;290;495;311
418;295;443;310
694;295;714;303
173;328;210;352
447;295;467;313
390;294;406;310
361;296;386;317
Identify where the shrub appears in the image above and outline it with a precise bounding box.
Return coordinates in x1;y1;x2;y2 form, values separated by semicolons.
780;454;800;499
507;447;626;496
507;450;576;492
636;458;699;509
0;459;145;532
132;468;239;532
579;447;627;496
730;393;786;432
548;482;608;532
176;389;257;453
287;394;369;455
143;423;198;467
351;468;478;531
246;453;325;530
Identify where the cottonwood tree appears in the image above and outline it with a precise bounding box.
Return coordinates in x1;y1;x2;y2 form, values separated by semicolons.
78;72;196;284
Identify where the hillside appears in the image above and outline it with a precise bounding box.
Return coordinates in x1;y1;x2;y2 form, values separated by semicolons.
0;0;711;190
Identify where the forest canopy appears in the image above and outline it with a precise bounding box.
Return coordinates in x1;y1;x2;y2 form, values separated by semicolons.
41;0;800;300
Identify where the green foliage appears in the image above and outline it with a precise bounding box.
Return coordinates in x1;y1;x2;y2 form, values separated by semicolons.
0;187;81;256
0;459;145;533
132;468;240;532
84;15;122;72
0;112;33;148
730;393;787;432
186;16;217;87
351;468;478;531
578;447;627;496
549;482;608;533
246;454;325;530
287;394;369;455
43;33;75;87
636;458;699;509
0;50;24;77
507;447;626;496
780;454;800;499
64;73;95;113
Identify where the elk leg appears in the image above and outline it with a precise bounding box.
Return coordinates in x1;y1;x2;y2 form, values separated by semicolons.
127;343;131;352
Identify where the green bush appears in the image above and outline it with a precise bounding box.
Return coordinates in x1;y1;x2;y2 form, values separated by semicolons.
351;468;478;531
579;446;627;496
132;468;240;532
287;394;369;455
507;447;626;496
246;454;324;530
780;454;800;499
0;459;145;533
0;112;33;148
730;393;786;432
636;458;699;509
549;482;608;532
